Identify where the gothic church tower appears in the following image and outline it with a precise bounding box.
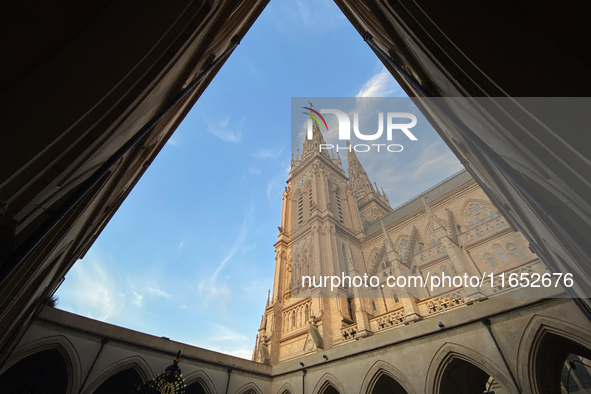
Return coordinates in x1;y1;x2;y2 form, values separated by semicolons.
252;108;391;364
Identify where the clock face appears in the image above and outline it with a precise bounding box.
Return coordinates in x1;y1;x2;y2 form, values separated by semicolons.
298;175;307;186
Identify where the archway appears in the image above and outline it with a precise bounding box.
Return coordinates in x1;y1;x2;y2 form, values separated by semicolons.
186;380;208;394
360;361;416;394
370;374;409;394
91;367;144;394
277;382;297;394
185;371;217;394
427;343;516;394
0;348;69;394
322;385;341;394
533;332;591;394
438;358;508;394
516;316;591;394
312;373;347;394
234;382;264;394
81;355;153;394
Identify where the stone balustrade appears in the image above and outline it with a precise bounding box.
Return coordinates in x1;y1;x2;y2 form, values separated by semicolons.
459;218;507;245
421;291;467;315
340;324;358;341
370;309;405;332
418;244;447;264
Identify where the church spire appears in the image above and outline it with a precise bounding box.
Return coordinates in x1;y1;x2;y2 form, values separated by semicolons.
347;141;376;201
380;217;396;253
346;141;392;228
301;103;329;162
420;194;444;230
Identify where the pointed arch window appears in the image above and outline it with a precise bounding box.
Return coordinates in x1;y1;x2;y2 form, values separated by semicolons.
308;188;313;214
487;255;498;267
466;203;499;228
335;190;344;224
430;231;441;246
509;245;522;258
398;238;410;261
495;246;510;263
372;300;376;311
443;268;451;278
305;305;309;321
297;195;304;226
292;311;296;327
393;292;399;303
452;266;458;276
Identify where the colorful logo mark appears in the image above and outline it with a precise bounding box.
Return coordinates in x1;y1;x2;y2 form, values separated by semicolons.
302;107;329;132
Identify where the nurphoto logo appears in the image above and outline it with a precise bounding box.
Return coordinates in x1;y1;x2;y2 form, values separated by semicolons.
303;104;418;153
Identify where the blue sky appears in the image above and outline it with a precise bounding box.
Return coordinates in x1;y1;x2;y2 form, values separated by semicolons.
55;0;462;359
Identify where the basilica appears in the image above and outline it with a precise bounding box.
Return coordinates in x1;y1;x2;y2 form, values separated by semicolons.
252;113;551;365
245;116;591;394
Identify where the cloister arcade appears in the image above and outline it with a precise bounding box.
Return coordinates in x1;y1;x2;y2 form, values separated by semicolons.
1;298;590;394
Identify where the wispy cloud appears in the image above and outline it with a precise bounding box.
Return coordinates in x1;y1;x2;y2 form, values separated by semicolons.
413;143;462;178
132;292;143;307
252;148;282;159
196;200;256;310
265;159;290;201
205;116;245;143
241;243;257;254
356;68;398;98
248;167;261;175
57;251;124;321
266;178;284;200
212;219;249;283
209;323;250;343
145;287;171;298
269;0;345;39
362;140;464;206
295;0;313;26
266;180;278;200
177;240;185;251
166;136;181;147
197;281;231;303
174;323;253;359
206;323;252;359
293;0;345;27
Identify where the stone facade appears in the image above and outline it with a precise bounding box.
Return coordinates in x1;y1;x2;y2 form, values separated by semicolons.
252;118;551;366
